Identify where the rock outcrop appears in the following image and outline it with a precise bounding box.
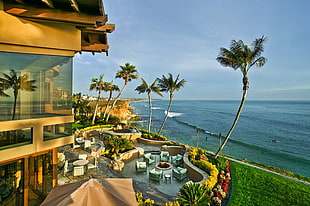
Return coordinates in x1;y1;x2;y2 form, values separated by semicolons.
97;100;134;121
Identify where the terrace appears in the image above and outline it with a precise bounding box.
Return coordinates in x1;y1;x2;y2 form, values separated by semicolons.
57;132;208;204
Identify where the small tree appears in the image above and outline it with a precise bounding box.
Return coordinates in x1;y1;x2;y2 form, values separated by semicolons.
89;74;104;125
135;78;163;134
102;81;120;120
0;69;37;120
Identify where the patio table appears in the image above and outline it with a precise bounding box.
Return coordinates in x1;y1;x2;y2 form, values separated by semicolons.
73;159;89;167
164;174;171;183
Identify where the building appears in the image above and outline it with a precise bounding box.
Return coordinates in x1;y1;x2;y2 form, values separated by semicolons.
0;0;114;205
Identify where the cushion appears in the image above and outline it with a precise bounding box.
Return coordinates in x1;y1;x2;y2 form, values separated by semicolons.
137;161;146;168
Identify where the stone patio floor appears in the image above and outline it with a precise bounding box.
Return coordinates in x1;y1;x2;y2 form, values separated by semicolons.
58;141;190;205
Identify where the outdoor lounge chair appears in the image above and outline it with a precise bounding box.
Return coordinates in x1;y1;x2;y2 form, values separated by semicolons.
84;140;91;151
143;153;156;165
72;140;81;149
88;157;98;170
160;151;170;162
171;154;183;166
135;160;147;173
149;168;163;182
63;160;73;176
172;166;187;181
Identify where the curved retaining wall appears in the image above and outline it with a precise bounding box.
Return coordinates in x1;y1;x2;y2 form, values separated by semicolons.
137;137;171;146
183;152;209;184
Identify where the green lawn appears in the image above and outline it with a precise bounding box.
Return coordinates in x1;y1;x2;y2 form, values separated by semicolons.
229;162;310;206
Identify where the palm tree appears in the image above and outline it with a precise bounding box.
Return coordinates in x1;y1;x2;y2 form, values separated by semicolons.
214;36;267;158
102;81;120;120
0;69;37;120
89;74;104;125
72;92;82;116
157;73;186;134
105;63;138;121
72;93;89;117
177;182;210;206
135;78;163;134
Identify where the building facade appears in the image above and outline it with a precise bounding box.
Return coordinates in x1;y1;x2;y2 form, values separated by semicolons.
0;0;114;205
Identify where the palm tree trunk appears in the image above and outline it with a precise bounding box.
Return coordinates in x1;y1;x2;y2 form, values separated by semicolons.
147;92;152;134
103;92;112;119
92;92;101;125
158;95;173;134
105;84;127;122
12;91;18;120
214;88;248;158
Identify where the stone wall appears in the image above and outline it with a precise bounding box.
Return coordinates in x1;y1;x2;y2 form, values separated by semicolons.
183;152;209;184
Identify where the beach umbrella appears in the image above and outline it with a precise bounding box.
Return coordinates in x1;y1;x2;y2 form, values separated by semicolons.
40;178;137;206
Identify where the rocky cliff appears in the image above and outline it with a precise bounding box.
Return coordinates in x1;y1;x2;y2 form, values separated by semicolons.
98;100;135;121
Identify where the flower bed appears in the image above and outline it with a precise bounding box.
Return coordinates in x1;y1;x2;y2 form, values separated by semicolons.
138;128;167;141
189;147;232;206
209;161;231;205
188;148;219;189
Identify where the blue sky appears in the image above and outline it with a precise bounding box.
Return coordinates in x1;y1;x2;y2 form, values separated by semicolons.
73;0;310;100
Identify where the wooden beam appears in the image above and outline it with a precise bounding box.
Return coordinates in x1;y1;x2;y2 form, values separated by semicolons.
81;43;109;53
82;23;115;33
4;2;107;27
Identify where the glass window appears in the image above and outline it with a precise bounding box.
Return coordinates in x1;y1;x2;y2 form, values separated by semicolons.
0;52;72;121
43;123;72;141
28;152;53;204
0;128;32;150
0;160;24;205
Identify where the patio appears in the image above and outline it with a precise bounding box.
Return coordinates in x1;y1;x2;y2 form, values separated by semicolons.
57;137;193;204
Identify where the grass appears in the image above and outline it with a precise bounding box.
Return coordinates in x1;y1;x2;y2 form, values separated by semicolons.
240;159;310;183
229;162;310;206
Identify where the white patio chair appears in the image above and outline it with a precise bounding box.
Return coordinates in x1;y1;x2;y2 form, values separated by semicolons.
84;140;91;150
88;157;98;170
73;166;84;176
72;141;80;149
63;160;72;176
90;137;96;144
78;154;88;160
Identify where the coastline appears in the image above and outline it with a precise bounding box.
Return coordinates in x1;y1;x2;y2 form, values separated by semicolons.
129;100;310;178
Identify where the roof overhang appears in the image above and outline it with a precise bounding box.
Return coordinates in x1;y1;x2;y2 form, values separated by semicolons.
2;0;114;54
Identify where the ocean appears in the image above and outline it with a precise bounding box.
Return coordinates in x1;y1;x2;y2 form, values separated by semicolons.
129;100;310;178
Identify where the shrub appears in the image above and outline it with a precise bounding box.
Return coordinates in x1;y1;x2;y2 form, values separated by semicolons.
177;182;210;205
209;156;228;171
136;192;155;206
189;147;219;189
139;128;167;141
80;124;114;131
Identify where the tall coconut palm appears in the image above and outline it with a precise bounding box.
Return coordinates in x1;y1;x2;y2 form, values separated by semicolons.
135;78;163;134
214;36;267;158
105;63;138;121
102;81;120;120
157;73;186;134
89;74;104;125
0;69;37;120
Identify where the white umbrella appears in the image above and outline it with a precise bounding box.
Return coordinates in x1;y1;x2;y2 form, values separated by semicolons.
41;178;137;206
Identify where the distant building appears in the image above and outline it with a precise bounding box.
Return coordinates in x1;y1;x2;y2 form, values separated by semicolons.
0;0;114;205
